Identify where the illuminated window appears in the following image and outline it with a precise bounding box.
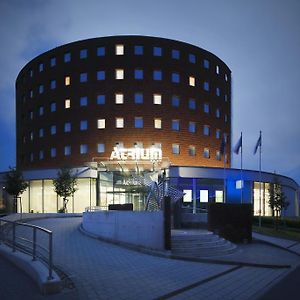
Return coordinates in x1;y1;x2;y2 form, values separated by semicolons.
216;108;221;118
203;59;209;69
64;122;71;132
65;99;71;109
80;49;88;59
200;190;209;202
29;69;33;78
189;76;195;87
172;120;180;131
189;146;196;156
39;150;44;160
50;57;56;67
64;52;71;62
97;71;105;80
183;190;192;202
80;96;88;106
204;81;209;91
50;148;56;158
115;69;124;80
97;95;105;105
172;144;180;154
172;95;180;107
216;65;220;74
116;117;124;128
30;131;34;141
80;144;88;154
172;49;180;59
97;119;105;129
134;45;143;55
50;125;56;135
215;191;223;203
29;111;34;119
189;122;196;133
39;106;44;116
203;148;210;158
153;47;162;56
225;73;228;82
65;76;71;86
39;63;44;72
50;80;56;89
216;150;221;161
189;54;196;63
216;87;221;96
134;69;143;80
154;118;162;129
39;128;44;138
97;47;105;56
153;70;162;80
64;146;71;156
39;85;44;94
115;44;124;55
204;103;209;113
134;117;143;128
134;93;143;104
203;125;210;136
115;93;124;104
97;143;105;153
189;98;196;110
224;133;228;143
153;94;162;105
216;129;221;139
172;72;180;83
30;90;33;98
80;120;88;131
80;73;88;82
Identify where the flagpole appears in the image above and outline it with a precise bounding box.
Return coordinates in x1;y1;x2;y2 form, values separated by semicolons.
240;132;243;203
259;131;262;227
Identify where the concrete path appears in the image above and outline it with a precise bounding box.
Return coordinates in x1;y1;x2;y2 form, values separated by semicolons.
8;217;297;300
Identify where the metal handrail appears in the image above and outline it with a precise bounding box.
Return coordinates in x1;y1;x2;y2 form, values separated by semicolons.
0;218;53;280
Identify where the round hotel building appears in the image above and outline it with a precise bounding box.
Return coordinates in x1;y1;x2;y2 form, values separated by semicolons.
9;36;298;216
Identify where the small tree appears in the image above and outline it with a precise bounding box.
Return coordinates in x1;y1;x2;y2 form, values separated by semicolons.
53;168;77;213
5;167;29;213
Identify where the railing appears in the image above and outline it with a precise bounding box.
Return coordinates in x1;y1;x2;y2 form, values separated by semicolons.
0;218;53;280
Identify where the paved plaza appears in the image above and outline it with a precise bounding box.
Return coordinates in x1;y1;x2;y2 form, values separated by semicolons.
0;216;300;299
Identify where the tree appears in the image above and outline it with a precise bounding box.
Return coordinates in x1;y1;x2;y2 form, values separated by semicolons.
268;177;289;230
5;167;29;213
53;168;77;213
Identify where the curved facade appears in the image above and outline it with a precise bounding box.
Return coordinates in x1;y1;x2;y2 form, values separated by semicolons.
16;36;231;170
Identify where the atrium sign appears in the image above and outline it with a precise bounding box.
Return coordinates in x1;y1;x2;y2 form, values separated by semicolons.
110;147;162;161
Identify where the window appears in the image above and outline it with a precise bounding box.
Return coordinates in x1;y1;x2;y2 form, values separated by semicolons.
189;122;196;133
97;71;105;80
172;144;180;154
64;52;71;62
189;54;196;63
204;81;210;91
38;85;44;94
134;117;143;128
134;69;143;80
203;148;210;158
225;73;228;82
189;76;195;87
80;49;88;59
153;94;162;105
39;106;44;116
64;122;71;132
134;93;143;104
189;146;196;156
39;63;44;72
172;119;180;131
80;73;88;82
64;146;71;156
216;65;220;74
50;148;56;158
172;95;180;107
50;57;56;67
183;190;192;203
30;131;34;141
97;47;105;56
97;95;105;105
80;120;88;131
154;118;162;129
200;190;209;202
30;90;33;98
80;144;88;154
172;72;180;83
216;129;221;139
134;45;143;55
216;150;221;161
29;69;33;78
65;76;71;86
115;93;124;104
153;70;162;80
116;117;124;128
39;150;44;160
39;128;44;138
152;143;162;149
203;125;210;136
224;94;228;102
153;46;162;56
216;108;221;118
30;153;34;162
97;143;105;153
172;49;180;59
50;80;56;89
224;133;228;143
50;125;56;135
189;98;196;110
215;191;223;203
225;114;228;123
203;59;210;69
204;103;209;113
115;69;124;79
115;44;124;55
80;96;88;106
29;111;33;119
97;119;105;129
216;87;221;96
65;99;71;109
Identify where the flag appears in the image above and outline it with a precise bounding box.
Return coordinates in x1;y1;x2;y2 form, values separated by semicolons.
254;132;262;155
220;137;226;155
233;135;242;154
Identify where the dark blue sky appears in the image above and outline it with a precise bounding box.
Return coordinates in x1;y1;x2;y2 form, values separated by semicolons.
1;0;300;183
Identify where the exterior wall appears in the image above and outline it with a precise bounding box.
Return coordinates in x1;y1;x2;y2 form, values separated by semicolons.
16;36;231;170
82;211;164;250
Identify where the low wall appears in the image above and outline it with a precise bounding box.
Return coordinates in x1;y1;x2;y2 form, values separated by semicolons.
82;211;164;250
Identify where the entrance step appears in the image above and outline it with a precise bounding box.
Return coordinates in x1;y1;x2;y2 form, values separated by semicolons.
171;229;237;258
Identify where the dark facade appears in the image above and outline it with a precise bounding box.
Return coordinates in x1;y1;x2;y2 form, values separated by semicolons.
16;36;231;170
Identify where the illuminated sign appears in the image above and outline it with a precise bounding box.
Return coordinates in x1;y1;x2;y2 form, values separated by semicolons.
110;147;162;161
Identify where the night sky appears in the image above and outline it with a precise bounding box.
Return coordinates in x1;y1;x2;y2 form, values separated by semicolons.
1;0;300;184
